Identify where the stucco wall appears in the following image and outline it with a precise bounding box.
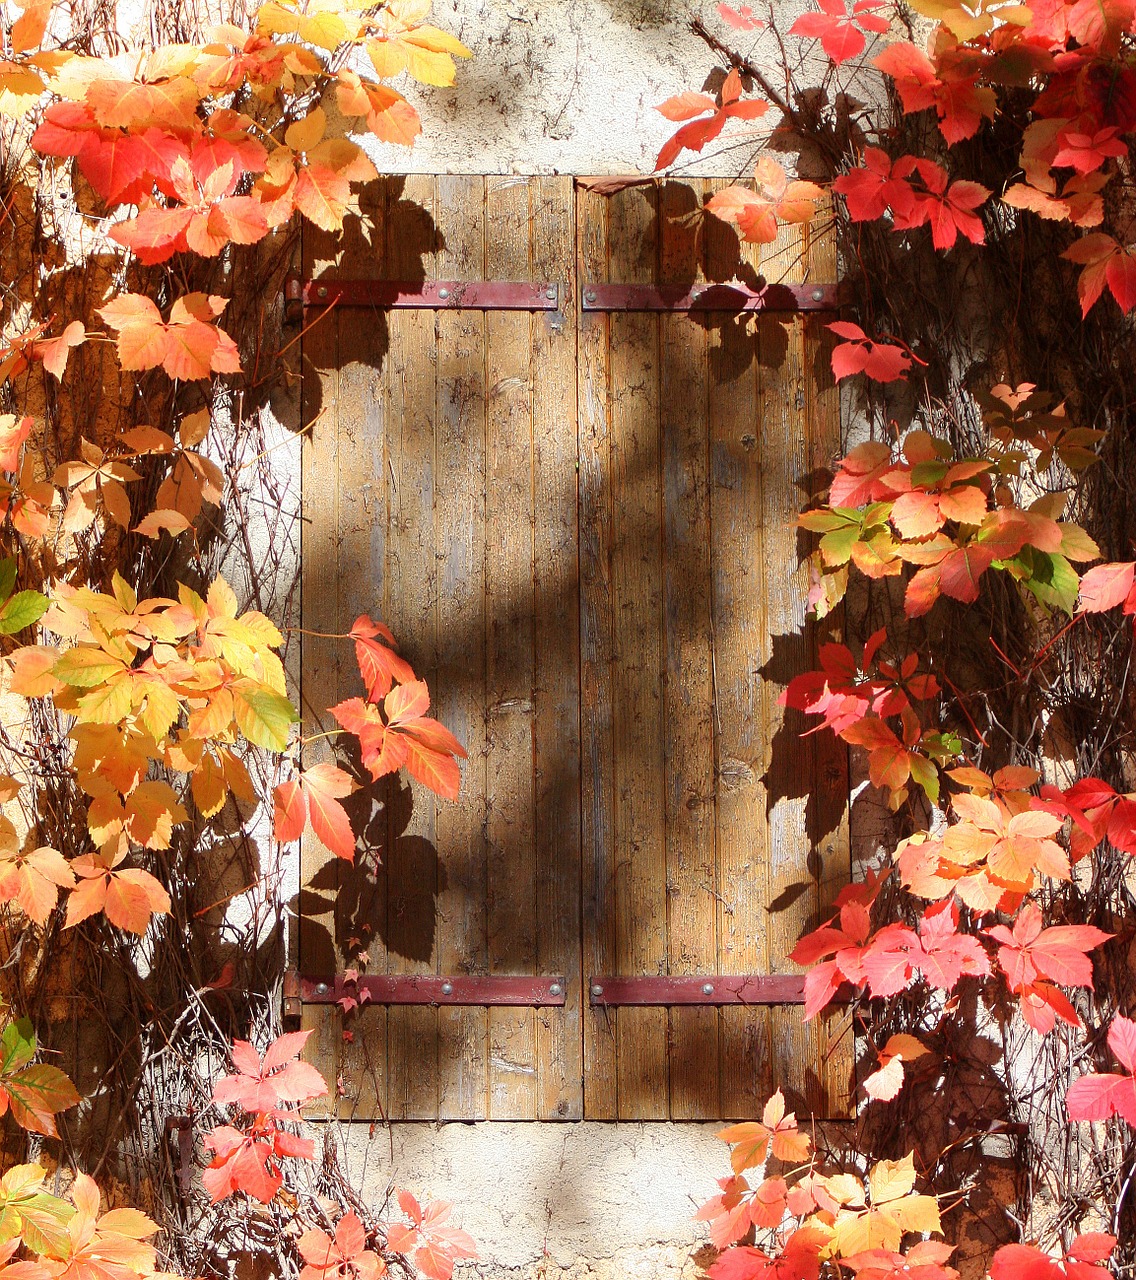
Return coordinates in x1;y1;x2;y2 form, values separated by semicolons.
352;0;816;177
345;1121;725;1279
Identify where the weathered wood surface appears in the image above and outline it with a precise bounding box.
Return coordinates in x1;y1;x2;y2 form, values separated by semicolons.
301;177;849;1121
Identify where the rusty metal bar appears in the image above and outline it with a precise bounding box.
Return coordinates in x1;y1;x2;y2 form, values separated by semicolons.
580;281;838;313
297;974;566;1007
291;277;561;311
588;974;806;1005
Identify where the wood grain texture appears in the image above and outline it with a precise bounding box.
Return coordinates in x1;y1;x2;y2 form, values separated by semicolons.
485;176;538;1120
299;177;849;1123
383;174;440;1121
299;219;345;1119
333;180;395;1122
608;184;668;1120
802;208;854;1117
578;186;618;1119
434;174;489;1121
706;185;771;1121
531;177;583;1120
659;179;719;1121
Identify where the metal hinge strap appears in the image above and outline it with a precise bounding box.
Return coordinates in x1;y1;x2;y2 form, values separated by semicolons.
287;276;561;315
580;282;838;313
293;973;566;1007
588;975;806;1005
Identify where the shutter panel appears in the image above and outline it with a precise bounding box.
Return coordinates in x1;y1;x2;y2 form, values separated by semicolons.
576;181;852;1119
299;176;582;1121
299;176;851;1123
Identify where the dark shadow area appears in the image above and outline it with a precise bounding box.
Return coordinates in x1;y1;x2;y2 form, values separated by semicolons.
297;177;443;427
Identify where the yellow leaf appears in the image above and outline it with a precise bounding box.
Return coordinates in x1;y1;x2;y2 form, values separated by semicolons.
869;1154;917;1206
284;105;327;153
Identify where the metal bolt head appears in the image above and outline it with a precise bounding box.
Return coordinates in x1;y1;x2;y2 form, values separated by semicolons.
591;984;604;998
440;981;453;996
702;982;715;996
549;982;562;996
314;982;329;995
810;287;824;301
584;289;597;304
437;287;450;300
317;285;328;298
545;286;557;301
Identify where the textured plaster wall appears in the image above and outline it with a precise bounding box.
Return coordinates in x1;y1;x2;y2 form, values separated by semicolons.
352;0;815;177
341;1122;727;1279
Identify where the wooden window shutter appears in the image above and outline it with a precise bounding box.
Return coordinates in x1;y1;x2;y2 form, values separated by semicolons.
297;176;853;1123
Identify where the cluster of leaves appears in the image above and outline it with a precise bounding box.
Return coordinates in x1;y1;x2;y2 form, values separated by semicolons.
206;1033;474;1279
669;0;1136;1274
0;0;476;1276
698;1092;950;1279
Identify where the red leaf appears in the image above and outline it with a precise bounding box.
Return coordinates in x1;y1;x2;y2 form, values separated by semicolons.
350;613;415;700
1067;1015;1136;1126
1078;561;1136;612
273;778;305;844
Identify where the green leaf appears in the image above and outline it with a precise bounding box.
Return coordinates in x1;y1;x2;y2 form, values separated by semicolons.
798;509;856;533
908;753;940;806
0;1019;37;1075
820;523;862;567
0;590;48;636
1018;547;1080;617
0;560;15;607
232;681;298;751
52;648;127;687
5;1064;81;1137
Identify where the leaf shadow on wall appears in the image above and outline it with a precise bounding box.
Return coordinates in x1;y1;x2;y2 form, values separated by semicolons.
616;179;795;380
298;772;446;974
297;176;443;428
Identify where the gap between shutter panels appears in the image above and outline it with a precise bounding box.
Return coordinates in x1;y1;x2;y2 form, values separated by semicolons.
296;176;852;1122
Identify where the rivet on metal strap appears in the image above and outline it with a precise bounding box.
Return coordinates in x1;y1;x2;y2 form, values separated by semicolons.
591;984;604;998
441;981;453;995
549;982;562;996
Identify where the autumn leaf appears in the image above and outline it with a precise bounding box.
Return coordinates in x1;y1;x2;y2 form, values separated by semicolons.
1063;234;1136;315
298;1213;385;1280
717;1089;811;1171
1067;1014;1136;1126
0;1018;80;1137
350;614;415;700
987;901;1110;994
212;1030;328;1113
273;765;358;860
99;292;241;380
828;321;912;382
863;1033;930;1102
386;1191;475;1280
654;68;768;170
789;0;889;65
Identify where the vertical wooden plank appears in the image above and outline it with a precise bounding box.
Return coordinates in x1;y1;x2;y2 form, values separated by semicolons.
334;182;393;1121
485;176;538;1120
299;221;344;1117
803;207;854;1117
660;178;719;1121
708;186;772;1120
532;177;583;1120
434;175;489;1121
578;186;618;1119
757;218;812;1114
609;184;668;1120
384;174;440;1121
